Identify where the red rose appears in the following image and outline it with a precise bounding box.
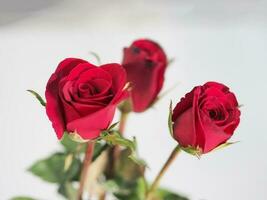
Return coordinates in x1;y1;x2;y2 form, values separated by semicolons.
172;82;241;154
122;39;167;112
45;58;128;140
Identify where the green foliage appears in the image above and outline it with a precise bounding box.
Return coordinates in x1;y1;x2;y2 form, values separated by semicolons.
61;132;108;161
10;197;37;200
113;178;146;200
153;187;189;200
27;90;46;107
16;123;189;200
58;182;77;200
28;152;82;199
28;152;81;183
115;149;145;182
135;178;147;200
103;149;147;200
106;178;189;200
104;177;146;200
100;131;146;166
103;147;188;200
26;133;109;199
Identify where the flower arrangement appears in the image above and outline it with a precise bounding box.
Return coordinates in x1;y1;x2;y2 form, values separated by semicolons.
13;39;241;200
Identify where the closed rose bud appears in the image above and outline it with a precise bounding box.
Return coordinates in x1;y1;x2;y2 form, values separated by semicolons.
172;82;241;154
45;58;128;140
122;39;167;112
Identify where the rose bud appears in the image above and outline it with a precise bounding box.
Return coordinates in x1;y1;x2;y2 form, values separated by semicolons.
171;82;241;154
45;58;128;140
122;39;167;112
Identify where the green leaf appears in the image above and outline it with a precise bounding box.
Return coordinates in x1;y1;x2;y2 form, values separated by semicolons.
108;177;147;200
135;178;147;200
101;131;134;148
58;182;77;200
100;131;146;166
10;197;37;200
64;154;74;171
115;149;145;182
27;90;46;107
103;180;121;193
154;187;189;200
28;152;81;183
168;101;174;137
112;179;142;200
104;149;148;200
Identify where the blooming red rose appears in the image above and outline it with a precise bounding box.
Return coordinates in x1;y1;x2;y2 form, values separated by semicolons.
122;39;167;112
45;58;128;140
172;82;241;154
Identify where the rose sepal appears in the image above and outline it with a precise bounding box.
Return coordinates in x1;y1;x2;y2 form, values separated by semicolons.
27;89;46;107
210;141;239;153
88;51;101;65
68;131;91;143
107;121;120;131
180;145;202;159
180;141;239;158
168;101;174;137
63;121;124;144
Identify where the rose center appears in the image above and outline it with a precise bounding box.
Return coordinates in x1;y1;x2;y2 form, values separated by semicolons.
208;109;224;121
78;83;97;97
209;110;216;119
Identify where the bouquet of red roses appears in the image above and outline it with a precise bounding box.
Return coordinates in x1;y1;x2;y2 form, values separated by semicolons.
13;39;241;200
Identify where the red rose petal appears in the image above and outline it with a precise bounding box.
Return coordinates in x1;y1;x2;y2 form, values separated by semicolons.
45;58;87;139
66;105;116;139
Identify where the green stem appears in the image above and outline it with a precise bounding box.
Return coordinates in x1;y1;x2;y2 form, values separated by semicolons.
106;111;129;178
114;111;129;156
77;141;95;200
146;145;181;199
102;111;129;200
118;111;129;134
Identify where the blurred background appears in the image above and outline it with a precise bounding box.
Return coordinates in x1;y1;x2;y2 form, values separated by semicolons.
0;0;267;199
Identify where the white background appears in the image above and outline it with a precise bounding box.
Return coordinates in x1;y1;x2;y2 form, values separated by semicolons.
0;0;267;199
